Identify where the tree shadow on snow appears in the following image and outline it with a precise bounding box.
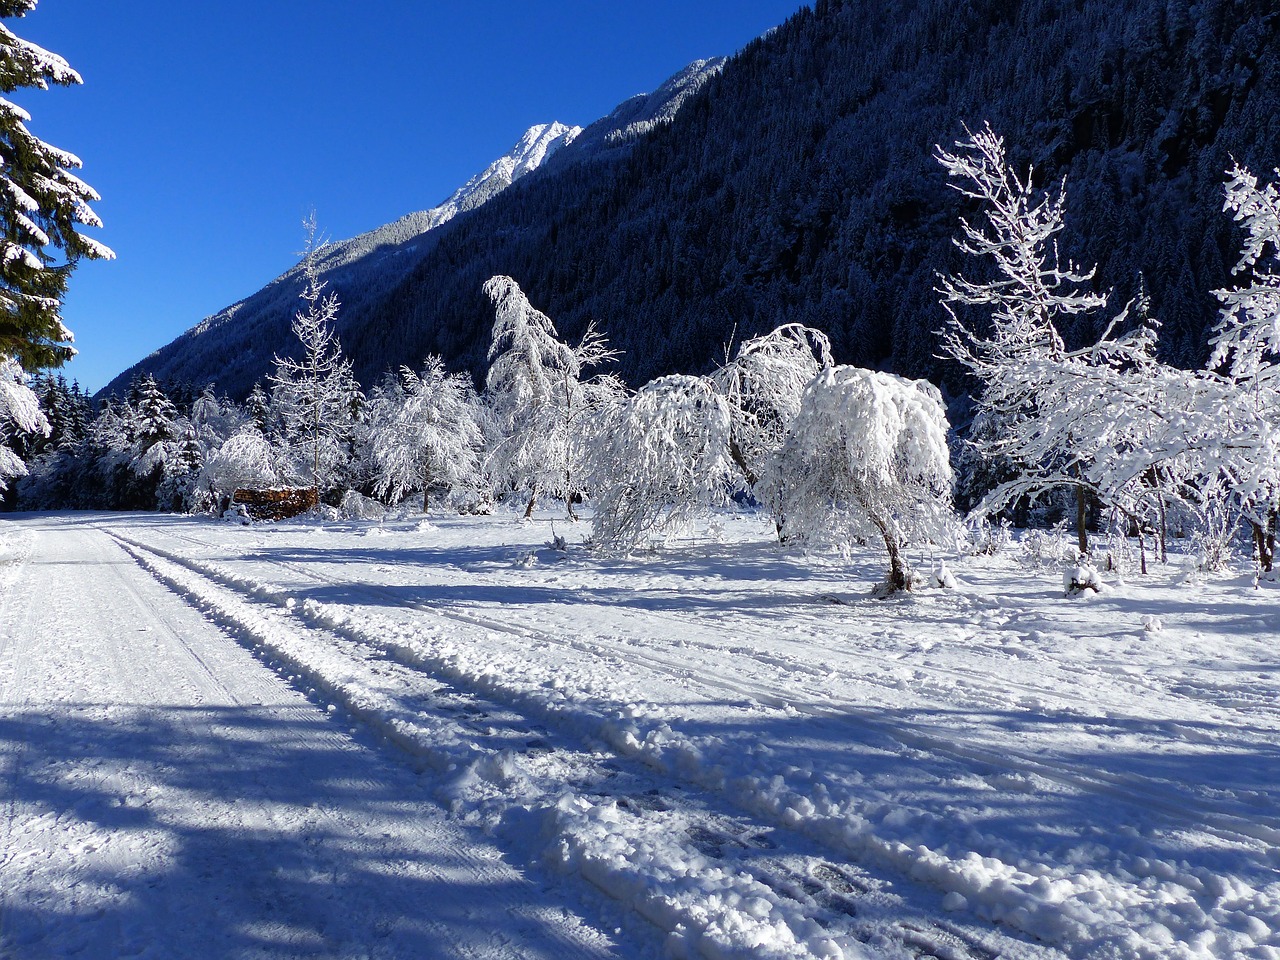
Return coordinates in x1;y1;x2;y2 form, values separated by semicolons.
0;703;616;960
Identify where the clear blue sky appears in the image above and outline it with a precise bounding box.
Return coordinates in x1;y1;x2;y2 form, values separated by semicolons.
18;1;810;393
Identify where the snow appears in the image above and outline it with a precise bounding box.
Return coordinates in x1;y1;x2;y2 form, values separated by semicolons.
3;508;1279;959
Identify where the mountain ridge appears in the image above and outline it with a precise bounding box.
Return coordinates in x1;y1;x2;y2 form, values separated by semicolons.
100;59;727;400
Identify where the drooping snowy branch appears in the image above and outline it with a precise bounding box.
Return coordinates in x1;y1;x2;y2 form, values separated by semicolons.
761;366;955;594
587;374;739;553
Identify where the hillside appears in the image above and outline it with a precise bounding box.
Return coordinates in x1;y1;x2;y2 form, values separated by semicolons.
105;0;1280;400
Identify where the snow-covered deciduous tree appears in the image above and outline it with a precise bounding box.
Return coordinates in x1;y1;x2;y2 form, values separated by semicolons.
1212;163;1280;388
483;275;618;518
198;428;281;507
587;374;739;553
937;124;1117;554
762;366;955;595
710;323;832;492
1207;162;1280;567
364;356;483;511
271;221;358;499
0;1;113;373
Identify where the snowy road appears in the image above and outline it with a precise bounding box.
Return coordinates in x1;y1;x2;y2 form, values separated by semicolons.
0;516;621;960
2;510;1278;959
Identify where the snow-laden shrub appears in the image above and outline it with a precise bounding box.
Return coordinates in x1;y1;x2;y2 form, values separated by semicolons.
340;489;385;521
197;428;281;508
1064;556;1103;596
1188;489;1242;573
969;518;1013;557
1018;521;1075;571
932;561;958;589
762;365;956;595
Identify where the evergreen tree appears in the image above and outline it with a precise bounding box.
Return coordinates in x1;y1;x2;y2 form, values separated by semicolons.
0;1;113;371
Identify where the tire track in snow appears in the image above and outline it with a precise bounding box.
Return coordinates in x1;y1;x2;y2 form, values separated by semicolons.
7;520;624;960
133;529;1280;851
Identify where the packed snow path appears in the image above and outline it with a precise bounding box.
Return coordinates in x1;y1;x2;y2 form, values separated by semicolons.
0;516;620;960
3;511;1279;959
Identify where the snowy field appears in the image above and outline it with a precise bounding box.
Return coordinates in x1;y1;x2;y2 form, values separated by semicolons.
1;509;1277;960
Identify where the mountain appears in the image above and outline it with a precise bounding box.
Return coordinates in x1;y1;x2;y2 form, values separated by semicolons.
101;60;726;400
105;0;1280;403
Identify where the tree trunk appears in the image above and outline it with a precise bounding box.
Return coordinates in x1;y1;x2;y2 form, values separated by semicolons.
1157;490;1168;564
1076;482;1089;556
524;487;537;519
869;513;910;596
1253;516;1275;573
565;468;577;521
884;535;910;594
1267;508;1277;573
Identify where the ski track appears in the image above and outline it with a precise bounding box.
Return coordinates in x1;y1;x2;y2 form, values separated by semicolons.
90;513;1280;959
113;522;1280;848
0;516;625;960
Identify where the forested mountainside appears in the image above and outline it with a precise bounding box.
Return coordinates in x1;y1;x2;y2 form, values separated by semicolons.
107;0;1278;401
99;60;726;400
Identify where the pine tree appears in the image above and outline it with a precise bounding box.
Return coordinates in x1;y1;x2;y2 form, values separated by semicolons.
0;1;113;371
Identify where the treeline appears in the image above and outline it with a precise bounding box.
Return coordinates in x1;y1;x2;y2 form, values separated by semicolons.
16;132;1280;600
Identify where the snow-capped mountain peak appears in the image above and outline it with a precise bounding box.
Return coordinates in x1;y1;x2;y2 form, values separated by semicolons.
441;121;582;217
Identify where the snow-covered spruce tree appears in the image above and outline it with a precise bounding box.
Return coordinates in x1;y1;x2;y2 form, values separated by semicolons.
270;222;358;501
587;374;740;553
1209;162;1280;569
0;1;113;371
710;322;832;495
0;3;112;485
245;381;275;438
364;357;483;511
761;366;955;596
937;124;1117;554
483;275;618;518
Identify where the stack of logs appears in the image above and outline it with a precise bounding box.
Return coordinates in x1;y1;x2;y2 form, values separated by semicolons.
232;487;318;521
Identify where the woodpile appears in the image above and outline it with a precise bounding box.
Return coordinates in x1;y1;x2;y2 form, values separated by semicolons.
232;487;318;521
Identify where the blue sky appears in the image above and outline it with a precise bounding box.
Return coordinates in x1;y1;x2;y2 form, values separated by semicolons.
19;1;810;393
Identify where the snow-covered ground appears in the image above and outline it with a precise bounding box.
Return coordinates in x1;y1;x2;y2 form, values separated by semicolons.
2;509;1277;959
